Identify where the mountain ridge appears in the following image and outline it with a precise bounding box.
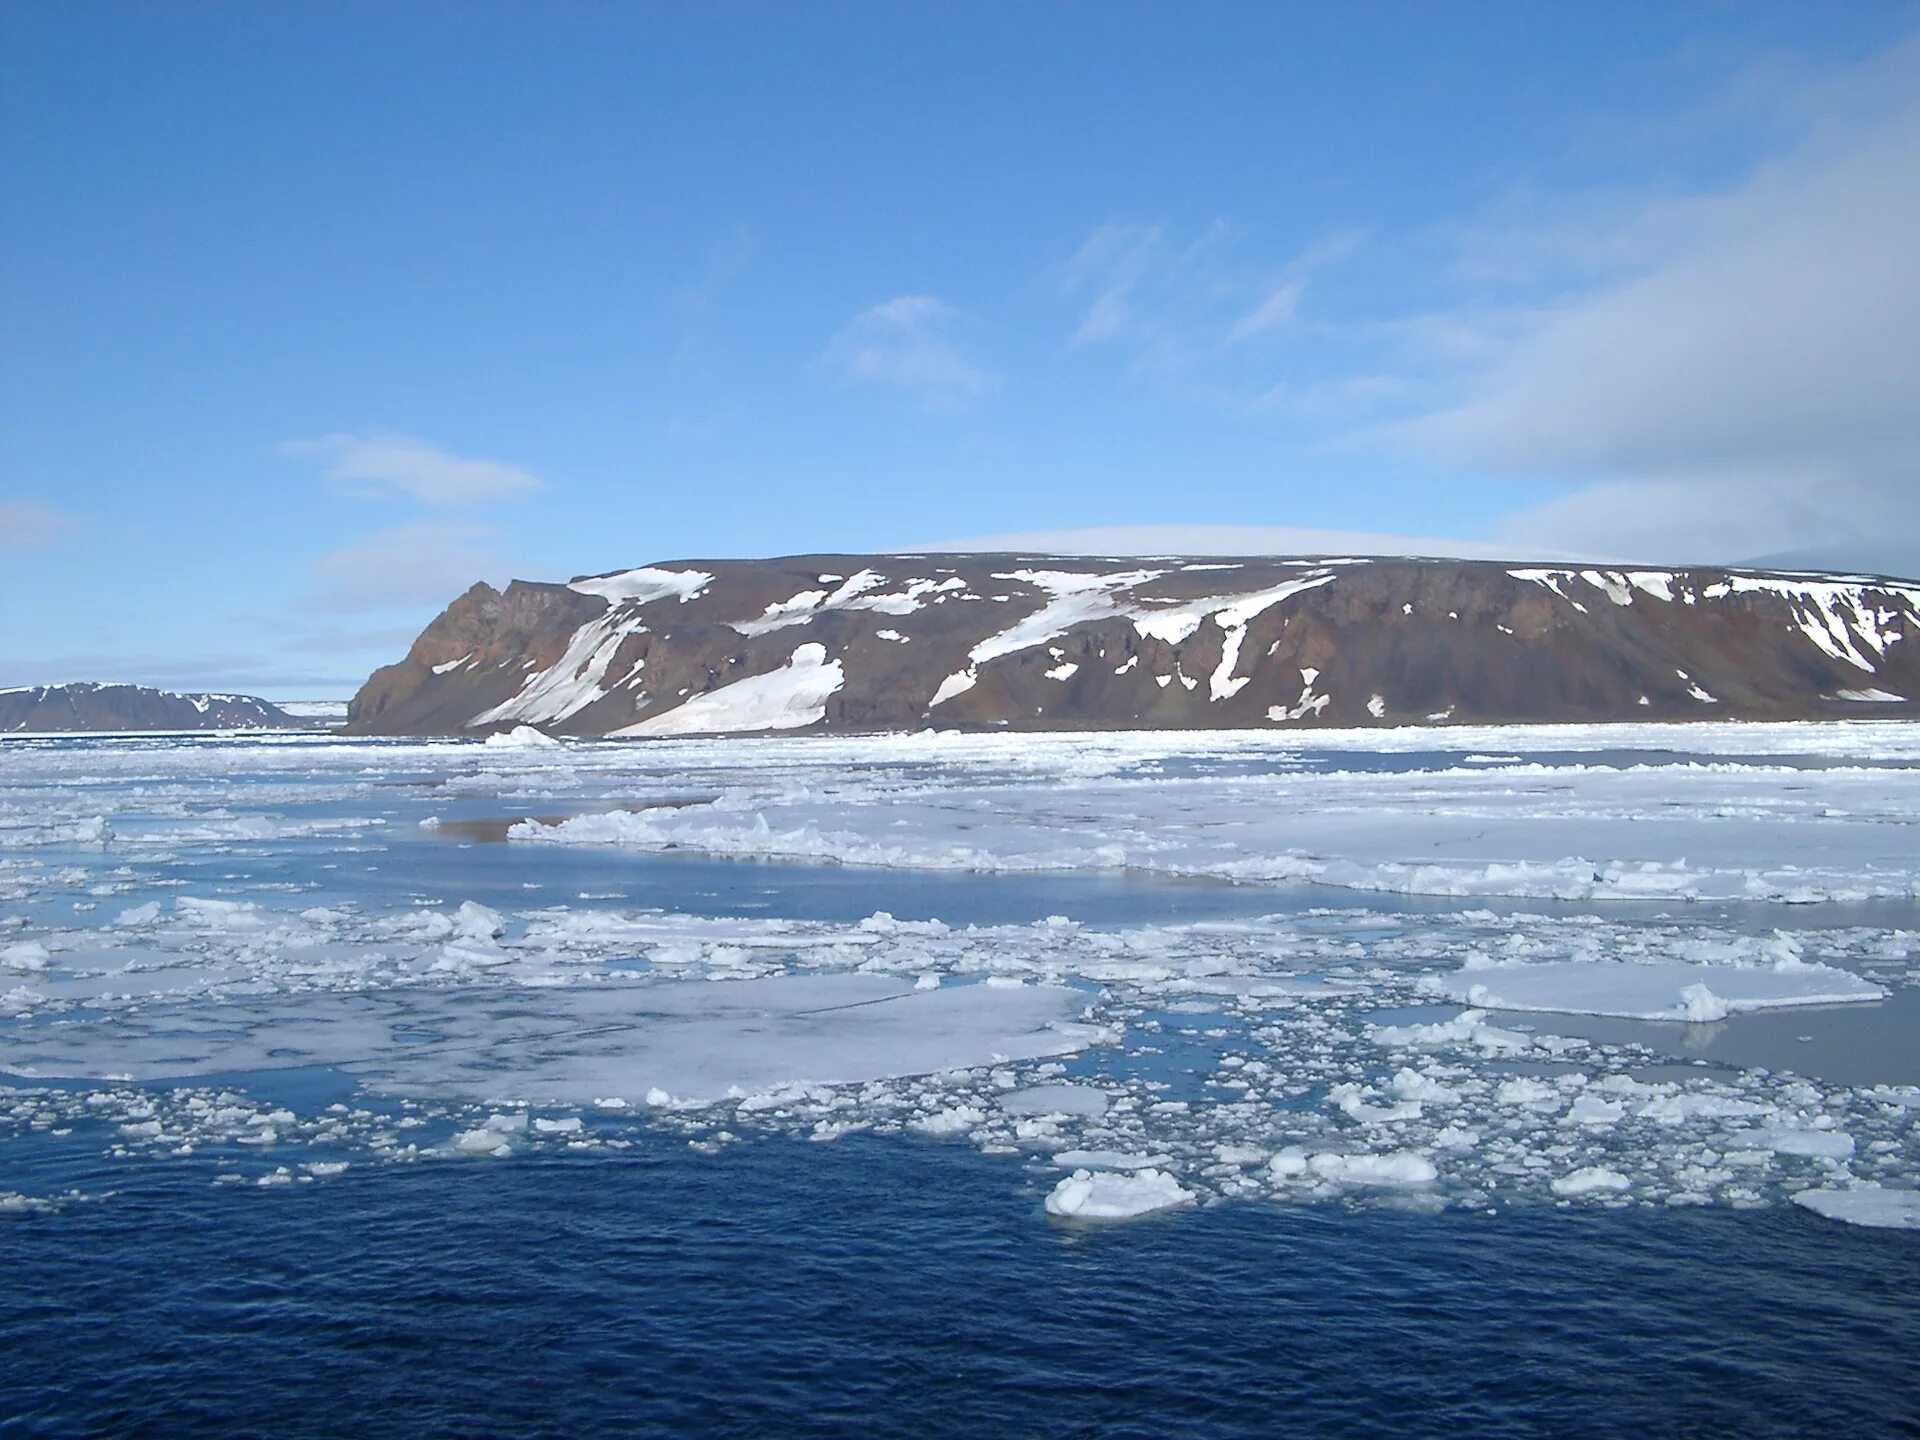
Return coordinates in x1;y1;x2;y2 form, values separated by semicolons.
1;683;312;734
345;552;1920;737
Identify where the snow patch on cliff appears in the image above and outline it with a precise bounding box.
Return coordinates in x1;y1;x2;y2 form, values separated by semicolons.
616;644;844;737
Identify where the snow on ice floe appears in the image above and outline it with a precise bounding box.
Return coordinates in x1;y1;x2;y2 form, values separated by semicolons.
1045;1167;1195;1220
485;725;561;748
0;974;1101;1108
1000;1084;1110;1117
1792;1184;1920;1230
1434;954;1885;1021
1549;1166;1633;1197
1269;1148;1440;1189
4;724;1920;1223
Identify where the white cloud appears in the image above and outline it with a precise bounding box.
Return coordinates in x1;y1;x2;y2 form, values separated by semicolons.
311;521;516;612
0;499;74;550
280;432;543;505
1389;35;1920;569
912;523;1593;563
820;296;1000;405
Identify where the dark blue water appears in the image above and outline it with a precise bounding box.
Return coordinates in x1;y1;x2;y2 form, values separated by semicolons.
4;1136;1916;1440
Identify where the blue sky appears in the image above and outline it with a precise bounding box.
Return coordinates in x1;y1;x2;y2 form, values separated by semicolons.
4;2;1918;696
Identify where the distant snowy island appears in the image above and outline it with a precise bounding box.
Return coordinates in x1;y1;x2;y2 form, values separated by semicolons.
0;683;317;734
346;553;1920;737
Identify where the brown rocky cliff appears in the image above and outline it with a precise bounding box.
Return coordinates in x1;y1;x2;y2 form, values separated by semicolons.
343;555;1920;736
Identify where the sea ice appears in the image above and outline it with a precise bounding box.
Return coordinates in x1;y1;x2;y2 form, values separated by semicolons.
1792;1185;1920;1230
484;726;560;748
1303;1151;1439;1187
508;726;1920;904
0;974;1099;1109
5;723;1920;1224
1044;1168;1195;1220
1051;1150;1174;1170
1726;1127;1855;1159
1438;959;1884;1021
1551;1167;1633;1197
999;1084;1109;1118
911;1105;987;1137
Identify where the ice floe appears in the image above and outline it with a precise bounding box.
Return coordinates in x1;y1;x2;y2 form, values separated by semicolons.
1045;1168;1195;1220
1792;1184;1920;1230
485;726;561;748
1434;957;1885;1021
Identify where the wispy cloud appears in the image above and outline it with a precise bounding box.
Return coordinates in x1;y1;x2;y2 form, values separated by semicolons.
1059;223;1175;346
0;499;75;551
820;296;1001;406
1052;223;1365;391
675;223;758;312
1225;279;1306;344
1227;231;1366;344
1243;373;1413;420
311;520;515;611
280;432;543;506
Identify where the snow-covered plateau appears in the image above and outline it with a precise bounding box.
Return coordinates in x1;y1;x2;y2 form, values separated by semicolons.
0;721;1916;1229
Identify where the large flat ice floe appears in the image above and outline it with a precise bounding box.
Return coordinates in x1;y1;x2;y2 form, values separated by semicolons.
0;974;1101;1108
1434;957;1886;1021
2;723;1918;1226
1792;1185;1920;1230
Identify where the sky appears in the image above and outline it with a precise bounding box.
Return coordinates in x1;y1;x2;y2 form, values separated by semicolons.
3;2;1918;697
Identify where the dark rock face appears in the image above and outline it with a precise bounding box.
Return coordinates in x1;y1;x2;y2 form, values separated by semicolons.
345;555;1920;737
0;684;310;734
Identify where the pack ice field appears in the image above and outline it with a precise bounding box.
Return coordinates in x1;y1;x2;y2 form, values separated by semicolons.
2;722;1917;1231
